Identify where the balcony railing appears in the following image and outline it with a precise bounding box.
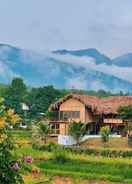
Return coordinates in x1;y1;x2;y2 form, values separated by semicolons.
104;118;123;124
49;111;80;122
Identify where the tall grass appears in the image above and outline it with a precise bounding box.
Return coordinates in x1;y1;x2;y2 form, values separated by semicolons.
37;158;132;183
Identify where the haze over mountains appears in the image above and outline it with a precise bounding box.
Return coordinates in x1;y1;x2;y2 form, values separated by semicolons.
0;43;132;92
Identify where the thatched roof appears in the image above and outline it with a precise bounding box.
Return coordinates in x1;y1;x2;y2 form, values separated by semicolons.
49;94;132;114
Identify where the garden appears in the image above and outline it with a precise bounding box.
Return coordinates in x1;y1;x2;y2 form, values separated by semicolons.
8;125;132;184
1;78;132;183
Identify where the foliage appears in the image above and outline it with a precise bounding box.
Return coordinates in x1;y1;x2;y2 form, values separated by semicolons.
66;146;132;158
3;78;29;126
32;142;59;152
4;78;27;114
11;128;132;183
0;84;8;97
44;111;58;121
118;105;132;120
53;147;69;164
0;98;24;184
100;126;111;142
69;121;87;145
26;86;64;120
32;121;50;144
0;77;131;124
118;106;132;142
38;155;132;183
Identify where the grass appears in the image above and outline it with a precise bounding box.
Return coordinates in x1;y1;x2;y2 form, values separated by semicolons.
80;137;132;150
15;144;132;183
12;129;132;183
13;144;52;160
12;129;32;139
36;152;132;183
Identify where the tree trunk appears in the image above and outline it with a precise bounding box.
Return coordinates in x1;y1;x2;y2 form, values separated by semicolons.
76;137;80;147
44;136;47;144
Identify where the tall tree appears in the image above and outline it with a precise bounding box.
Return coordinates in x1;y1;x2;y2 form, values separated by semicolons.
4;78;27;115
26;86;64;120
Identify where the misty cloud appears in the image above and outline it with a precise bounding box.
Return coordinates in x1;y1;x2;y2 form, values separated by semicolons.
52;54;132;83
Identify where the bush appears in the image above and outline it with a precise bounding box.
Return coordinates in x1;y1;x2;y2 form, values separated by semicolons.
32;142;60;152
66;147;132;158
100;126;111;142
53;147;69;164
0;99;24;184
32;142;132;158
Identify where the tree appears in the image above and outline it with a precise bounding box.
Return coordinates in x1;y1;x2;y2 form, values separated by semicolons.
4;78;28;115
118;106;132;139
118;105;132;120
26;86;64;120
100;126;111;143
32;121;50;144
68;121;87;146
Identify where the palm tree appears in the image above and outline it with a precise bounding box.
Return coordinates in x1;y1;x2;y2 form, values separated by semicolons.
68;121;87;146
100;126;111;143
32;121;50;144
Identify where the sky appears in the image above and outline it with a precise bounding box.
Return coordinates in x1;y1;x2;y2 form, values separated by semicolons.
0;0;132;57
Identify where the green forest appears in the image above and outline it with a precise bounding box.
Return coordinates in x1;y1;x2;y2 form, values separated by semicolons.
1;78;131;124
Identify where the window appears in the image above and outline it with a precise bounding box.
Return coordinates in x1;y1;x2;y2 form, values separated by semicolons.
50;123;60;134
59;111;80;120
72;111;80;118
63;111;71;119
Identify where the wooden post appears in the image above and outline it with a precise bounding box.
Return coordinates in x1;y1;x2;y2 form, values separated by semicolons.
59;111;60;121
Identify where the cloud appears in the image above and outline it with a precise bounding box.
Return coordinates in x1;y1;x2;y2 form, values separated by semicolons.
52;54;132;82
0;0;132;56
65;76;88;90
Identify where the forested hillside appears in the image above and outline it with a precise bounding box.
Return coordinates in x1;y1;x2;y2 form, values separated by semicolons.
1;78;131;124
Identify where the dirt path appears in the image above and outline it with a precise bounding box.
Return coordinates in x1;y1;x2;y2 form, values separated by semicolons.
52;176;120;184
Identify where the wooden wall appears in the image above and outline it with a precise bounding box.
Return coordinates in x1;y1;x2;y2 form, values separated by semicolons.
85;109;96;123
59;98;95;123
59;98;85;123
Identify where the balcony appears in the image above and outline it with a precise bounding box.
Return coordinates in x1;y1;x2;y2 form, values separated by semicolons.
48;111;80;122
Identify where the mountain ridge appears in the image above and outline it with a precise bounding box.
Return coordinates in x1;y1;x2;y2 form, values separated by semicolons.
0;43;132;92
53;48;112;65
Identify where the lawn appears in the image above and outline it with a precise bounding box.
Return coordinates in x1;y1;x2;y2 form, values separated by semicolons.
15;144;132;183
80;137;131;150
12;129;132;183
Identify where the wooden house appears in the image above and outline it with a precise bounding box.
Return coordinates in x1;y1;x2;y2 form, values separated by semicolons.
49;94;132;136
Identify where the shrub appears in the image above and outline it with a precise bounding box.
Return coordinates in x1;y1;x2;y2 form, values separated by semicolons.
100;126;111;142
0;98;24;184
53;147;69;164
32;142;60;152
66;147;132;158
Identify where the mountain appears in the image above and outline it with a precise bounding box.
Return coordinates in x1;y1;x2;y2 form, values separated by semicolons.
53;48;112;65
112;53;132;67
0;44;132;92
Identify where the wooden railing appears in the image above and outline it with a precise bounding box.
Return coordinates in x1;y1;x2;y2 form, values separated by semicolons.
104;118;123;124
